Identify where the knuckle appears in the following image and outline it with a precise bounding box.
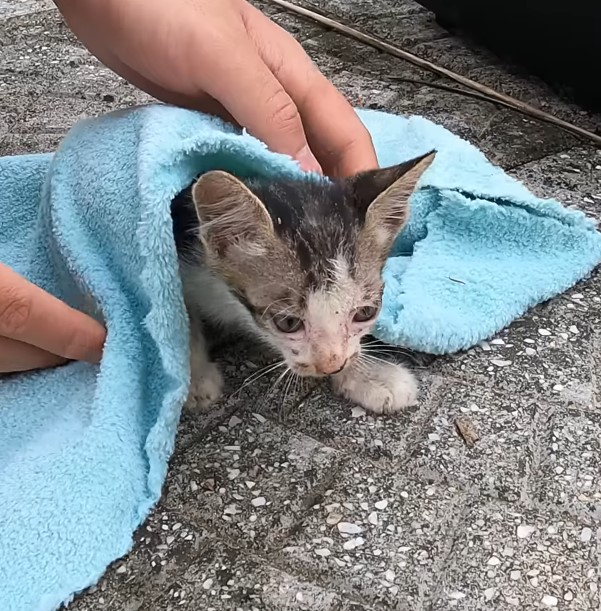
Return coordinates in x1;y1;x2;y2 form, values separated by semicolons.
266;90;301;132
0;287;31;336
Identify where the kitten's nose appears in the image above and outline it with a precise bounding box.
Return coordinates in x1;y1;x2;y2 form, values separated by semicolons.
318;358;348;376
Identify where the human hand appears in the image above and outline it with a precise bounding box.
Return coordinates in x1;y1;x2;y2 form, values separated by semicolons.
54;0;378;177
0;264;105;373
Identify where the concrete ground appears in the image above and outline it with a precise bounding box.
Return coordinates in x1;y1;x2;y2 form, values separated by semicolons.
2;0;601;609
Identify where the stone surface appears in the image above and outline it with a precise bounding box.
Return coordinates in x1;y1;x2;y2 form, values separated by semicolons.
2;0;601;610
433;501;599;610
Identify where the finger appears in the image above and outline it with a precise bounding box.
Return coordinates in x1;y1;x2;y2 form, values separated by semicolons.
0;264;105;363
241;4;378;177
301;74;378;177
0;336;67;373
199;36;323;173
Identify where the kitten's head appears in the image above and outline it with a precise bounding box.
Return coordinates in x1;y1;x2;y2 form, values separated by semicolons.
191;152;434;377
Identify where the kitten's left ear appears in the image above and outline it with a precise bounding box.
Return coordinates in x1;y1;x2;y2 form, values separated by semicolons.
191;170;274;256
351;150;436;251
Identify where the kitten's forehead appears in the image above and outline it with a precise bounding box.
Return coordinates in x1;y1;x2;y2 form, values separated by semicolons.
245;179;364;289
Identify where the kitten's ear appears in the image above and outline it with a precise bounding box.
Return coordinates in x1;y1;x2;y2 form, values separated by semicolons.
191;171;274;255
352;151;435;251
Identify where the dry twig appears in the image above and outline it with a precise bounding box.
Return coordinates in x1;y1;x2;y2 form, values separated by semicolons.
267;0;601;146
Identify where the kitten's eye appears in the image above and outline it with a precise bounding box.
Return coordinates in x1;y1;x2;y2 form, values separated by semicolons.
273;315;304;334
353;306;378;323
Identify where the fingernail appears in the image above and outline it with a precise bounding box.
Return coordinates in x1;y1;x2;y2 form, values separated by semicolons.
296;146;323;174
85;326;106;364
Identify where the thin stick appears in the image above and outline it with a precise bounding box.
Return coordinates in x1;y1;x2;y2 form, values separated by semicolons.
267;0;601;146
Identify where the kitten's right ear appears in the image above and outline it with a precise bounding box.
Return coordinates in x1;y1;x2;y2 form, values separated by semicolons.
191;171;274;256
353;151;435;253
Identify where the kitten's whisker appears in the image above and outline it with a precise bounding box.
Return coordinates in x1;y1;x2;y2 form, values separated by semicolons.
359;353;391;367
361;345;414;357
281;370;296;410
268;367;291;398
259;298;295;321
260;303;297;322
235;360;286;395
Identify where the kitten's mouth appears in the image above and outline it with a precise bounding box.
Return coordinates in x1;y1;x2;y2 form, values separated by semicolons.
291;354;357;378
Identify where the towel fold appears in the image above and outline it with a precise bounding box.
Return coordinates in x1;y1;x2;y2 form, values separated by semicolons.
0;104;599;611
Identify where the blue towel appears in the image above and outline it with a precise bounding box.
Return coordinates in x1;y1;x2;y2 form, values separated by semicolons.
0;104;600;611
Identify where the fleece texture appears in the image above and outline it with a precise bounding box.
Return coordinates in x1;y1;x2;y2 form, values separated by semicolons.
0;104;600;611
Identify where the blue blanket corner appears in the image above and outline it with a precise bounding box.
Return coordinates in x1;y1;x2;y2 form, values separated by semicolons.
0;104;600;610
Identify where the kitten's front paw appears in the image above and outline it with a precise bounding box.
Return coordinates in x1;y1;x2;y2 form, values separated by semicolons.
332;360;418;415
186;362;224;411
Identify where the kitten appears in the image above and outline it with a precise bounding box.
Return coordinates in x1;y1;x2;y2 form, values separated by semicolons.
171;151;435;415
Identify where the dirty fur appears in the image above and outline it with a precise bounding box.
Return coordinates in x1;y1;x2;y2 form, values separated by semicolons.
171;152;435;415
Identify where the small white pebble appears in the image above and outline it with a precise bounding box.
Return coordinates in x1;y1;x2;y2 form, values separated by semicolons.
251;497;266;507
491;359;512;367
368;512;378;526
351;406;366;418
338;522;363;535
228;415;242;427
510;570;521;580
326;513;343;526
227;469;240;480
517;524;536;539
428;433;441;441
296;592;304;602
315;548;331;557
252;413;267;423
553;384;564;391
569;325;579;334
116;565;127;574
343;537;364;550
525;347;536;356
448;591;466;600
538;329;552;336
202;579;213;590
384;570;395;583
484;587;496;601
487;556;501;566
491;339;505;345
564;591;573;601
541;594;558;607
374;500;388;510
581;527;593;542
480;341;491;351
572;293;584;299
